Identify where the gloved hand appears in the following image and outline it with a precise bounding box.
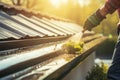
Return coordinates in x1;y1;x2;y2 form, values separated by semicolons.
83;9;106;31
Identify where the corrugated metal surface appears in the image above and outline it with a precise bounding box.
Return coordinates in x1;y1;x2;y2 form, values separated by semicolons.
12;15;56;36
18;14;65;35
32;16;69;35
0;27;22;39
42;18;77;34
0;3;82;40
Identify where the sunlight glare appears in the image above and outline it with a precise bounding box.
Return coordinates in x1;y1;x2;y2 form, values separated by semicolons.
49;0;61;8
61;0;68;4
78;0;90;7
49;0;90;8
49;0;68;8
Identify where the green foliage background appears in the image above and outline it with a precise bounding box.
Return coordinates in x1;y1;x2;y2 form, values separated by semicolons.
86;63;108;80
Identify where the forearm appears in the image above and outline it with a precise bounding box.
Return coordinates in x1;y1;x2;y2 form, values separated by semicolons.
99;0;120;17
84;0;120;31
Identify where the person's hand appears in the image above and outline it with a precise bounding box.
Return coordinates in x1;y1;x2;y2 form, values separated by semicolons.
83;18;95;31
83;9;106;31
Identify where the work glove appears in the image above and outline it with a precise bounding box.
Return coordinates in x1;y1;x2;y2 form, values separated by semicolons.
83;9;106;31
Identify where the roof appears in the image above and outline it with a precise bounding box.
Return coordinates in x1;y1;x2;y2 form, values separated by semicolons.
0;2;83;41
0;2;107;79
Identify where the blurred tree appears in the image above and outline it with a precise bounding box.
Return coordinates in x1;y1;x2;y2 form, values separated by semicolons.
11;0;23;6
6;0;38;9
25;0;39;9
66;0;81;24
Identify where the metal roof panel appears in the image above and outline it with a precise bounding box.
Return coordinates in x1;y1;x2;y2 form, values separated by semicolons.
0;27;21;39
12;14;56;36
0;11;44;37
18;14;64;36
32;16;69;35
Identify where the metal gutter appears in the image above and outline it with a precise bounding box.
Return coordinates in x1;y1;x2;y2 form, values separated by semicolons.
42;37;107;80
0;41;65;77
0;33;107;80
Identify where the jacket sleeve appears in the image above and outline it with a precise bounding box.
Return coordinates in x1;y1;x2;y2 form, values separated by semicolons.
83;0;120;31
103;0;120;14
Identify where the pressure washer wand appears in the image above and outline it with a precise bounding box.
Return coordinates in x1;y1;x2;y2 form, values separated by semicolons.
81;28;86;38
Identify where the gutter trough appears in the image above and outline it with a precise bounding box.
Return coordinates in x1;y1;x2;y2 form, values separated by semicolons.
0;33;107;80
